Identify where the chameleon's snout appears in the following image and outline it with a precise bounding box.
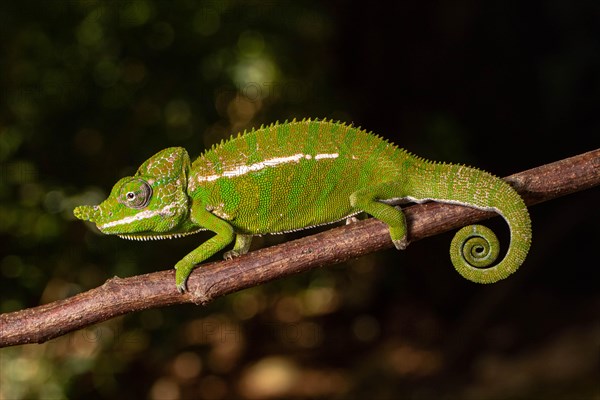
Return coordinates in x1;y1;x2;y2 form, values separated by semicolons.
73;205;98;223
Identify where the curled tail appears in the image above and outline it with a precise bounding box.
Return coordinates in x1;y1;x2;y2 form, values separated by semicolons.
408;161;532;283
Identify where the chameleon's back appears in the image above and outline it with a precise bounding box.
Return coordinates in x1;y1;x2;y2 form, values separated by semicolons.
188;119;406;235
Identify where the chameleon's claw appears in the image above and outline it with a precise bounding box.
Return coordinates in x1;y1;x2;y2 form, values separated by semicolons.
175;262;191;293
223;249;242;260
393;237;410;251
345;216;360;225
176;281;187;294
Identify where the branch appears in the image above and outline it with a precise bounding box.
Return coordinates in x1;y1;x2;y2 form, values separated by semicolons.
1;149;598;347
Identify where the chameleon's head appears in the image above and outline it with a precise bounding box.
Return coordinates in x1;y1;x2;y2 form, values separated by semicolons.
74;147;192;239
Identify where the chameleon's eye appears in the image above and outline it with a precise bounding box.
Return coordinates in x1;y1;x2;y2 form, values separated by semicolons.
119;178;152;209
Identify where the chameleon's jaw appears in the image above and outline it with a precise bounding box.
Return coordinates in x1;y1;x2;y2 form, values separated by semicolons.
118;229;204;241
73;205;99;223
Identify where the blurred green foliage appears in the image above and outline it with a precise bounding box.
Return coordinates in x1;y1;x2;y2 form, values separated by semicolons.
1;1;598;399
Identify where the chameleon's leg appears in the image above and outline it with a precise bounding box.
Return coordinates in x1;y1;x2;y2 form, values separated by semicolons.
350;183;409;250
223;234;253;260
175;207;235;293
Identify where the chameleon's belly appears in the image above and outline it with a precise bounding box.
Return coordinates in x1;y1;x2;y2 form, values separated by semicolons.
227;186;360;235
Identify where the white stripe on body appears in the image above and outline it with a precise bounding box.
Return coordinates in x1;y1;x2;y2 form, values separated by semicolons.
196;152;339;183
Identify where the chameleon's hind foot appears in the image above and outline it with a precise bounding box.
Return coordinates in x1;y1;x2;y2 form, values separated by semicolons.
223;249;243;260
224;234;253;260
393;237;409;250
345;216;360;225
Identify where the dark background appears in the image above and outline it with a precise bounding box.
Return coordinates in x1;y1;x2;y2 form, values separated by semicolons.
1;1;598;399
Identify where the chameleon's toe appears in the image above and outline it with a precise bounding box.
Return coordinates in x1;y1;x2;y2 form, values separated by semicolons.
345;216;360;225
175;270;189;293
174;261;192;293
392;237;409;251
176;281;188;294
223;249;242;260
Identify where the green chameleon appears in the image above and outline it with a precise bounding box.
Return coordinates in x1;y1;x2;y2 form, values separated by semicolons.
74;119;531;292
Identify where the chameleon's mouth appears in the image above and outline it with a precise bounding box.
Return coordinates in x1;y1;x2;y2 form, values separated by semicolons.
118;229;204;241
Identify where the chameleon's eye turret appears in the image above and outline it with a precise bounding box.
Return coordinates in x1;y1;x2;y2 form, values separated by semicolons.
118;178;153;209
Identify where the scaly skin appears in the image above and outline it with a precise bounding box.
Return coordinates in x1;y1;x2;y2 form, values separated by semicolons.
74;119;532;292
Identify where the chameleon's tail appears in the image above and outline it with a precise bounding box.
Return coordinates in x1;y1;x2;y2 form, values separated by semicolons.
409;161;531;283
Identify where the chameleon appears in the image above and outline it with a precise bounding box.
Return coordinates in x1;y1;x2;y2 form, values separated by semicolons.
74;118;531;292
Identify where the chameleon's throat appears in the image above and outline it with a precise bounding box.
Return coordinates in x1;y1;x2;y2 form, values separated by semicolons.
117;229;204;241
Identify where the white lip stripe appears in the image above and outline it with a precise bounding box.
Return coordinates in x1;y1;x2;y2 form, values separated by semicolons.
100;204;175;229
197;152;339;182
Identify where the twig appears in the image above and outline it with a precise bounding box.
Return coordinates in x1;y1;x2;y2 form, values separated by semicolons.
1;149;598;347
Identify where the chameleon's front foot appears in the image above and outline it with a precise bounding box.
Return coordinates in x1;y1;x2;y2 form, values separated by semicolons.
174;260;193;293
176;280;188;293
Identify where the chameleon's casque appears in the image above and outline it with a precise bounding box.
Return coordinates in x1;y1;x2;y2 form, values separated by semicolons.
74;119;532;292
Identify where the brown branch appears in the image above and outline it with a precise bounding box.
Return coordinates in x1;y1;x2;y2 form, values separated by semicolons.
1;149;598;347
